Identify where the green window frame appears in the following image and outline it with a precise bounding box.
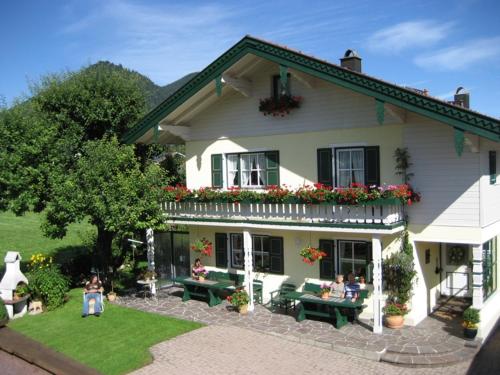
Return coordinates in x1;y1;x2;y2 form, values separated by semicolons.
226;151;279;188
272;74;291;100
489;151;497;184
230;233;244;269
483;238;497;300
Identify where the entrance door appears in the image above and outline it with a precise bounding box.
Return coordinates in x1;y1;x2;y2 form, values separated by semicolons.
440;243;471;297
154;231;190;280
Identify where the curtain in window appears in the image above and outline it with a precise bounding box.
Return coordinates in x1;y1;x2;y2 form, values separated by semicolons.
227;154;239;187
351;150;364;184
241;155;250;186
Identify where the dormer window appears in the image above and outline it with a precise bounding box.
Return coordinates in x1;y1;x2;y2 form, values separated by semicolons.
272;74;290;100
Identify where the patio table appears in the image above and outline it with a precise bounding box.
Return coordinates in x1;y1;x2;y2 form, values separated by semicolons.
174;276;234;307
284;291;363;329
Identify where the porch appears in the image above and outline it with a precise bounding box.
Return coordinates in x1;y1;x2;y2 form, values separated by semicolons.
117;289;478;367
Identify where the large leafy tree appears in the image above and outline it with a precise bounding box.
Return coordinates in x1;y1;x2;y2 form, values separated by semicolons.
42;137;167;272
1;64;170;271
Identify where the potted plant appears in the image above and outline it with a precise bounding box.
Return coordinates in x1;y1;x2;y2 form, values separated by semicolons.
141;270;157;282
383;302;408;329
196;269;208;282
191;238;213;257
227;288;250;314
14;283;29;300
0;299;9;326
319;283;331;299
463;307;480;339
299;246;327;265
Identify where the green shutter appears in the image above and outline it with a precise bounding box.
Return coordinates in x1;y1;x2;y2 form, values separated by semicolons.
319;240;335;280
215;233;228;268
265;151;280;186
490;151;497;184
317;148;333;186
269;237;284;274
211;154;223;188
364;146;380;186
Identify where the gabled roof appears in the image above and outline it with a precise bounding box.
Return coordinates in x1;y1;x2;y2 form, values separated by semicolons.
124;35;500;144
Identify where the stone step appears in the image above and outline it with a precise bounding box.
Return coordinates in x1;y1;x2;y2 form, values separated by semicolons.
381;345;478;367
385;342;463;355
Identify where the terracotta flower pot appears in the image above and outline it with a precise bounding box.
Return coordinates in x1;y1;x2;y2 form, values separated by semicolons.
321;292;330;300
385;315;404;329
239;304;248;315
199;276;205;282
107;293;117;302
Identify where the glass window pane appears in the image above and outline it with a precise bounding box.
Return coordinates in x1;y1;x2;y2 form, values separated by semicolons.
251;171;258;185
339;171;350;187
339;242;352;259
338;151;349;169
242;171;250;186
352;170;364;184
354;242;368;260
241;155;250;171
352;150;364;169
340;261;352;275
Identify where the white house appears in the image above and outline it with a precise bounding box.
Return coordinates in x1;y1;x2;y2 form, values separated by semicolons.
124;36;500;339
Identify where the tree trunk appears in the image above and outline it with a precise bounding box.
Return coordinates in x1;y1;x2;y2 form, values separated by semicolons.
96;226;114;275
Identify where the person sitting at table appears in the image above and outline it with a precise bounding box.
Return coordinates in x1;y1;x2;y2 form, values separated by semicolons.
82;274;103;317
344;272;360;302
192;258;206;278
330;274;344;298
358;276;366;289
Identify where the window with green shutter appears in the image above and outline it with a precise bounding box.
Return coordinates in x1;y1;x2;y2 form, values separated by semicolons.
332;146;380;187
319;239;335;280
317;148;333;186
211;154;223;188
269;236;284;274
226;151;280;188
489;151;497;184
215;233;228;268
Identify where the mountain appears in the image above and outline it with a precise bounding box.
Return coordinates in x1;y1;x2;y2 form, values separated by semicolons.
85;61;197;109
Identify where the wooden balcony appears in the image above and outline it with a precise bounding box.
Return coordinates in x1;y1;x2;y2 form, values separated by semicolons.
162;200;405;230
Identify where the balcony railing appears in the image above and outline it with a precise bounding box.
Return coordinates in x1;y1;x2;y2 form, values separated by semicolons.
162;200;404;227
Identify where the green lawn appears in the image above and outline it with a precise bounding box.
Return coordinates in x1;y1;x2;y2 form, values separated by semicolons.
0;211;93;266
10;289;202;374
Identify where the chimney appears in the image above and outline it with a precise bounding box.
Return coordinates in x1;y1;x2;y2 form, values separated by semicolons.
340;49;362;73
454;87;470;109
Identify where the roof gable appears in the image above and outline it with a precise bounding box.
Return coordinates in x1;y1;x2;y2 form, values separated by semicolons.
124;36;500;144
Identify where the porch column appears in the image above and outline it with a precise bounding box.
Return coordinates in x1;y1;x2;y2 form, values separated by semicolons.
372;235;383;334
472;244;483;309
146;228;156;296
243;230;254;312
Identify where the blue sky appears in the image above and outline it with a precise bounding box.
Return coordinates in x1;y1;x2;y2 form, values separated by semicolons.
2;0;500;117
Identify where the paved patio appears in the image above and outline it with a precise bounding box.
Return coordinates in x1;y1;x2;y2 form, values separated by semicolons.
117;287;478;367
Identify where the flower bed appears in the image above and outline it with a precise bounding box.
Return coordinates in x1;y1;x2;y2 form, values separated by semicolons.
162;183;420;206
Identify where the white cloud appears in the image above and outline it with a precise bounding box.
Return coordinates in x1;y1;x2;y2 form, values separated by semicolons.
367;20;453;53
60;0;241;84
414;37;500;70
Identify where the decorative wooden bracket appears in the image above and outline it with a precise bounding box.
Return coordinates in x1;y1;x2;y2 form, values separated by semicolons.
454;128;465;157
215;75;223;97
375;99;385;125
221;74;252;97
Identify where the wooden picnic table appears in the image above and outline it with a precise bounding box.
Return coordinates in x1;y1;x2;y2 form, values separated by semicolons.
284;291;363;329
174;276;235;307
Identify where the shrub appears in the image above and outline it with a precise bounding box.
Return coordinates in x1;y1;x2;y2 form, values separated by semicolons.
463;307;480;328
0;299;9;324
28;265;69;310
226;288;249;307
383;302;408;316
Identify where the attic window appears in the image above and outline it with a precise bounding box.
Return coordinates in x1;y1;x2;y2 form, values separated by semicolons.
272;74;290;100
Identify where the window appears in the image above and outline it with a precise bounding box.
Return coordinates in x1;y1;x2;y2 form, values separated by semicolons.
336;148;365;187
338;241;372;281
230;233;244;269
489;151;497;184
253;235;270;272
319;239;335;280
272;74;290;100
483;238;497;300
225;151;279;188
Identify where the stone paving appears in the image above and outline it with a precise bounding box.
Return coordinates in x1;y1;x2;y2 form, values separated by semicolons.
117;287;477;367
131;325;470;375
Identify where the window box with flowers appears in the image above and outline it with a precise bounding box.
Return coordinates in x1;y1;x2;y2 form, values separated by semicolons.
259;95;302;117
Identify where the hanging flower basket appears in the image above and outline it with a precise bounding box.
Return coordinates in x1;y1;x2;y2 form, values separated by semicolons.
259;95;302;117
300;246;327;265
191;238;213;257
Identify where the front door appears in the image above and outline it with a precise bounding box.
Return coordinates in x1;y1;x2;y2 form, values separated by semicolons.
440;243;471;297
154;231;190;280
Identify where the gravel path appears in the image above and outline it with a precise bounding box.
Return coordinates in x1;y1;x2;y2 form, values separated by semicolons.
131;325;470;375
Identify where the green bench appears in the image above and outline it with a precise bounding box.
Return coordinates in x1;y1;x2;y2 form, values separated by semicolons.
207;271;263;304
270;283;297;312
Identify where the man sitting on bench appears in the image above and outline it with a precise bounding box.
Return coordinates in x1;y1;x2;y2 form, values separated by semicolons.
82;275;103;317
343;272;360;322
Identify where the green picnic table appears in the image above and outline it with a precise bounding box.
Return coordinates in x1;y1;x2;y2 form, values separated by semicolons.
174;276;234;307
284;291;363;329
